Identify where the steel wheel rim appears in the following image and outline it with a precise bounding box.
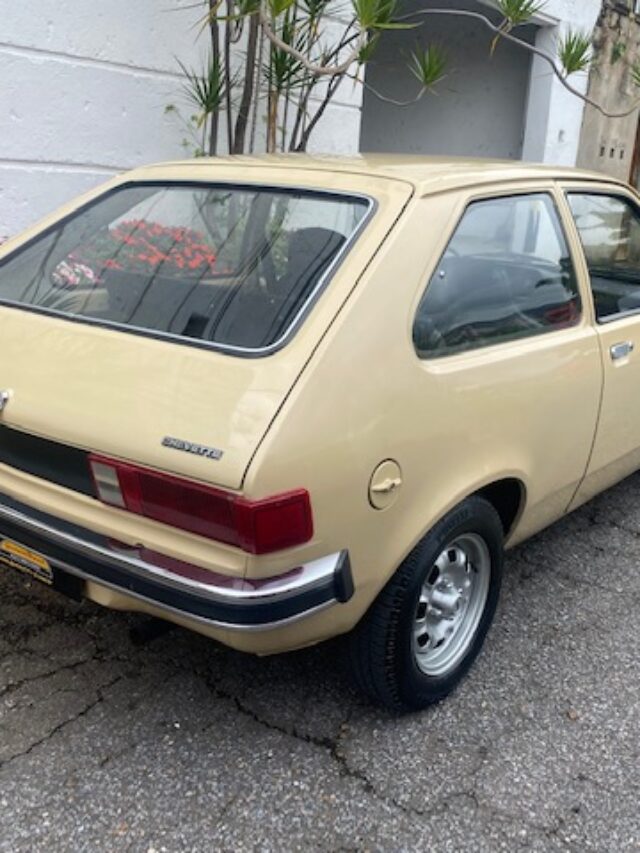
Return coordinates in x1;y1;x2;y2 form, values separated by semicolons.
412;533;491;677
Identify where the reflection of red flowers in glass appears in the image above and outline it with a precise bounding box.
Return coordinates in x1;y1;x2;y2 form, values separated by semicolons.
68;219;217;283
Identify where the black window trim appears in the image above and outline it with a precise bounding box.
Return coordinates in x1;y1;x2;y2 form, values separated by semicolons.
0;180;376;359
565;187;640;326
413;188;583;361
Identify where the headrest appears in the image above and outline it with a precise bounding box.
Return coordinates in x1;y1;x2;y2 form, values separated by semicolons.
286;228;346;279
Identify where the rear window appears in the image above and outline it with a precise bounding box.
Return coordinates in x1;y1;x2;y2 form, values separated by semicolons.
0;183;370;352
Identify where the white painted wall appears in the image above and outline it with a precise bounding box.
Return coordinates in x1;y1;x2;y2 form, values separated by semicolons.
0;1;362;240
0;1;209;238
522;0;602;165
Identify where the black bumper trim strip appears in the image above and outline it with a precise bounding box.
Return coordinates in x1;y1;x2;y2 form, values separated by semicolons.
0;493;353;629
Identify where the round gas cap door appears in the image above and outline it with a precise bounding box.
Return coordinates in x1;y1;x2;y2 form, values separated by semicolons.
369;460;403;510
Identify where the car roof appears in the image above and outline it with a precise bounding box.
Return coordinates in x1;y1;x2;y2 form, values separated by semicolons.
133;153;624;197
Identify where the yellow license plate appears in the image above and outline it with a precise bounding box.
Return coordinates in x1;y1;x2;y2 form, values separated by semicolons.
0;538;53;585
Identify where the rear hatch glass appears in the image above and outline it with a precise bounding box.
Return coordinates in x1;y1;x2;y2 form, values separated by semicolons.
0;183;370;353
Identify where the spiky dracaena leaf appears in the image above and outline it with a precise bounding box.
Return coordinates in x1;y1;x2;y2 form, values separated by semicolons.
265;14;308;91
353;0;393;29
408;44;447;90
352;0;414;30
558;29;591;76
496;0;546;27
357;33;380;64
631;62;640;88
301;0;331;24
205;0;260;24
177;56;227;125
269;0;296;18
237;0;261;14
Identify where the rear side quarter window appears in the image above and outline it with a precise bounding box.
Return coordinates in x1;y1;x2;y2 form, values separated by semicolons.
413;193;581;358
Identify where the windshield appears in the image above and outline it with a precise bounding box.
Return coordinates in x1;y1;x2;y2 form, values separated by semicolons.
0;183;370;352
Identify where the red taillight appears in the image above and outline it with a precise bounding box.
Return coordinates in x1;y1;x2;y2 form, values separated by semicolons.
89;454;313;555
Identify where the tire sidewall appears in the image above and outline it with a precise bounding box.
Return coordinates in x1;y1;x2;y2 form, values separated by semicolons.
395;497;504;709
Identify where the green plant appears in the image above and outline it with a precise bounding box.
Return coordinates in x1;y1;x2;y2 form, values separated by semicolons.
495;0;546;28
557;29;592;76
168;0;640;156
408;44;448;91
176;56;228;155
611;40;626;64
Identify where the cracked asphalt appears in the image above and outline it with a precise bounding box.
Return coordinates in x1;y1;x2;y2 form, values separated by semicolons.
1;476;640;853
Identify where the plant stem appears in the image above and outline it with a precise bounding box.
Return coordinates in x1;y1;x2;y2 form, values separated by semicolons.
255;3;640;121
249;25;265;153
295;74;343;151
289;79;312;151
224;0;234;152
208;0;220;155
396;8;640;120
233;14;259;154
267;87;279;152
351;74;427;106
291;25;358;151
259;5;365;77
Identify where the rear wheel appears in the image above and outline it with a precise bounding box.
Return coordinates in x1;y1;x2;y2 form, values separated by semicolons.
348;496;503;712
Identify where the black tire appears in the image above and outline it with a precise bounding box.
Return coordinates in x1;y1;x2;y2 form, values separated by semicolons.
348;496;504;712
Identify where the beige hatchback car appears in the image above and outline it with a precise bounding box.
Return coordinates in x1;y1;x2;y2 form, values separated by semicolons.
0;155;637;710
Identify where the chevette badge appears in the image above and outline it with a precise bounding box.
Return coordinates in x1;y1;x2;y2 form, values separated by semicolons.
162;436;224;461
0;390;11;413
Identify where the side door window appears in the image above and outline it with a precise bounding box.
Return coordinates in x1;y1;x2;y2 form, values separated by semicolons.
413;193;581;358
566;193;640;321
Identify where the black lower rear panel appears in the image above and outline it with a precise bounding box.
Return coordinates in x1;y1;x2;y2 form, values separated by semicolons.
0;425;94;496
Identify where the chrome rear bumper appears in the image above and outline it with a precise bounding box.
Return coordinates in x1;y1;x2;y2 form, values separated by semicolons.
0;493;353;630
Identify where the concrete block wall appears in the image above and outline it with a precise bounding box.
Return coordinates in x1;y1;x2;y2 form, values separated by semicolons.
0;0;362;240
0;1;212;238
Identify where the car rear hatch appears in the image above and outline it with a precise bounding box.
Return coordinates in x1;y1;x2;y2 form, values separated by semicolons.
0;162;412;505
1;311;296;493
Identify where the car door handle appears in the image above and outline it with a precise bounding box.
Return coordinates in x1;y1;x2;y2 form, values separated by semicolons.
610;341;634;361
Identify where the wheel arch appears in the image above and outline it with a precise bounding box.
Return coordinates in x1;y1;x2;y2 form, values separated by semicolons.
383;473;528;600
474;477;526;542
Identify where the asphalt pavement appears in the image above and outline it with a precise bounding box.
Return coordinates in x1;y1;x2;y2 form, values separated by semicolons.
1;475;639;852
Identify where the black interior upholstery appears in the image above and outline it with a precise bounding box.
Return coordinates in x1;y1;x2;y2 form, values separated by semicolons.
590;268;640;319
264;227;346;342
414;253;578;354
212;226;346;348
101;272;232;336
94;227;346;347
